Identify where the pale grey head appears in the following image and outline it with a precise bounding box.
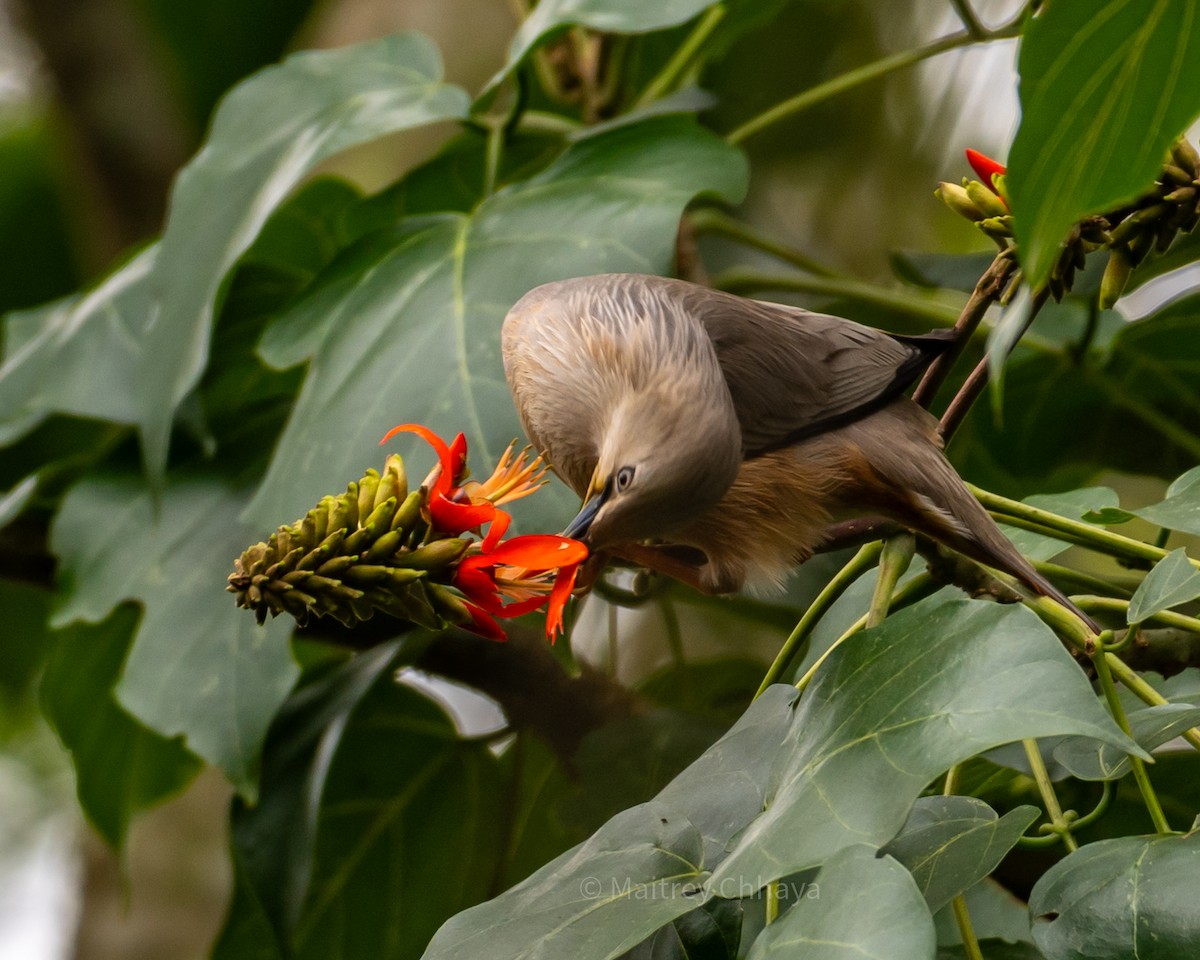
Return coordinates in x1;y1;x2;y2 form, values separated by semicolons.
501;274;743;549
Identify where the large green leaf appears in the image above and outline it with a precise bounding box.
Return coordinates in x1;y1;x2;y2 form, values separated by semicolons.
1127;548;1200;624
223;643;401;948
1030;830;1200;960
1008;0;1200;287
623;898;744;960
50;472;297;794
291;671;504;960
490;0;716;90
745;847;936;960
40;604;202;848
1054;703;1200;782
421;687;795;960
709;599;1140;890
1132;465;1200;536
0;247;157;443
246;116;747;530
882;796;1040;913
1001;487;1121;562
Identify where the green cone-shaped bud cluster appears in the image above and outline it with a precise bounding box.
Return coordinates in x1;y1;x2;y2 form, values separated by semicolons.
938;139;1200;306
1098;138;1200;308
228;454;469;629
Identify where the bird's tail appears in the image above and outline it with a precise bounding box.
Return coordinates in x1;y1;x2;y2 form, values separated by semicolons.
857;403;1100;633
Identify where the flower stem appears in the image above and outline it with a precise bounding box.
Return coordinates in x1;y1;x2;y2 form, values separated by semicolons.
952;896;985;960
688;208;843;277
1074;596;1200;634
1034;561;1134;599
715;268;963;328
1092;632;1172;834
1023;739;1079;852
949;0;987;38
971;485;1196;571
756;542;882;697
726;16;1021;145
868;535;915;627
634;4;726;107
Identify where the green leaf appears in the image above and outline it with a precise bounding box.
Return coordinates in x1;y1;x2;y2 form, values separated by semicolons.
1081;507;1136;525
0;473;37;528
882;796;1040;913
50;472;298;794
291;670;504;960
225;643;400;945
40;605;202;848
139;32;470;476
709;599;1140;889
1128;547;1200;623
998;487;1121;562
246;116;747;530
624;898;744;960
0;578;52;710
986;285;1035;410
1132;465;1200;536
489;0;716;90
0;247;157;443
1030;831;1200;960
939;942;1045;960
745;847;935;960
1055;703;1200;782
422;687;795;960
1008;0;1200;287
933;878;1037;950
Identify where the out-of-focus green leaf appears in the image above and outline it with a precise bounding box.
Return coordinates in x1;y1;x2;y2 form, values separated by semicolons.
1030;831;1200;960
955;296;1200;493
1055;703;1200;782
1000;487;1121;562
50;472;297;794
0;474;37;529
933;878;1036;950
1008;0;1200;287
638;659;764;723
133;0;319;126
1132;465;1200;536
421;688;795;960
1127;548;1200;623
224;643;400;946
490;0;716;90
0;579;52;711
622;898;743;960
890;250;997;294
882;796;1039;913
745;847;935;960
0;117;79;312
291;672;503;960
211;847;286;960
247;116;747;531
0;247;156;443
709;599;1139;889
939;942;1045;960
40;604;201;848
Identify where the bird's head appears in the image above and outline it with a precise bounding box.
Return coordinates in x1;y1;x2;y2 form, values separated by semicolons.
563;387;741;549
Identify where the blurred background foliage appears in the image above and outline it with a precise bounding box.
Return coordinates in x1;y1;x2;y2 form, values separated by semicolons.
1;0;1198;958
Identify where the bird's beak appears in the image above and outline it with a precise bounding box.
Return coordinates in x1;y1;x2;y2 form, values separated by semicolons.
563;473;607;541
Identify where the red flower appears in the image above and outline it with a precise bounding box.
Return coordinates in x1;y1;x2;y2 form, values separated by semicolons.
965;148;1006;196
381;424;585;641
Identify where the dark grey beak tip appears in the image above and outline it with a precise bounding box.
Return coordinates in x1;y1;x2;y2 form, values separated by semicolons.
563;495;602;541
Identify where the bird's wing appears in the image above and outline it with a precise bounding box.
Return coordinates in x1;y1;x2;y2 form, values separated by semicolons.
686;286;947;454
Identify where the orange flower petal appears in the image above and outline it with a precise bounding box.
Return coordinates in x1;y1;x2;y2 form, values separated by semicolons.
486;535;588;571
381;423;456;497
546;561;580;643
430;495;496;536
965;148;1006;194
449;432;468;484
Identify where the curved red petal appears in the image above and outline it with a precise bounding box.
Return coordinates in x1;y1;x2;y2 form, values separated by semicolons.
430;495;496;536
381;424;457;496
496;596;549;618
965;148;1006;193
481;508;512;553
462;602;509;642
545;562;580;643
453;558;502;611
449;433;468;484
487;535;589;570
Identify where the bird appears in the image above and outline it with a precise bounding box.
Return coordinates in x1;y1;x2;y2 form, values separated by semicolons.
501;272;1086;620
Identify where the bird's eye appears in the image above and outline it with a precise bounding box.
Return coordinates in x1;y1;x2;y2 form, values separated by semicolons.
615;466;635;492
